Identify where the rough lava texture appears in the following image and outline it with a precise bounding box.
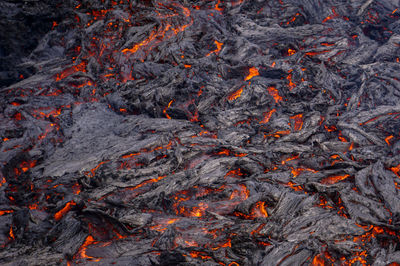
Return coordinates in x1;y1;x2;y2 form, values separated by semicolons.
1;0;400;265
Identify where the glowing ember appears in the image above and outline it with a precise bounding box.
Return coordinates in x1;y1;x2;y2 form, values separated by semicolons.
287;48;296;56
75;235;100;261
385;135;394;145
228;86;244;101
0;210;13;216
286;71;296;90
244;67;259;81
290;114;303;131
9;226;15;240
322;7;340;23
321;174;350;185
85;161;109;178
251;201;268;218
163;100;174;119
312;254;326;265
267;86;283;103
54;201;76;221
206;40;224;56
260;109;276;124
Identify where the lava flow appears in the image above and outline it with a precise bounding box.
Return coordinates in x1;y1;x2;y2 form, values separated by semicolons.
1;0;400;265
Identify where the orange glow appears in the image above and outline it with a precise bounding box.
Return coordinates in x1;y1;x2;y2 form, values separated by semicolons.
206;40;223;56
72;182;81;195
190;202;208;217
349;142;354;151
321;174;350;185
189;251;211;260
54;201;76;221
228;86;244;101
126;175;166;192
122;30;157;54
251;224;265;236
285;181;303;191
259;109;276;124
324;125;337;132
38;123;59;141
214;0;223;12
212;239;231;250
122;6;192;58
322;7;339;23
55;61;87;81
0;210;13;216
13;112;22;120
267;86;282;103
287;48;296;56
122;152;140;159
286;13;300;25
391;164;400;177
163;100;173;119
348;254;367;265
385;135;394;145
225;169;244;177
167;218;179;224
229;184;249;201
360;112;400;126
85;161;109;177
32;107;62;119
282;154;299;165
290;114;303;131
149;218;180;232
338;131;347;142
214;40;223;54
75;235;100;261
29;203;39;210
305;50;331;56
245;67;259;81
217;149;230;156
251;201;268;218
311;254;325;265
20;160;37;173
291;167;317;177
318;197;333;209
184;64;192;68
264;130;291;138
286;71;296;90
9;226;15;240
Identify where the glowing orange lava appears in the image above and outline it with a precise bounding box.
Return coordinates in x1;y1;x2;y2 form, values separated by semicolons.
244;67;259;81
54;201;76;221
228;86;244;101
290;114;303;131
163;100;174;119
321;174;350;185
267;86;282;103
206;40;223;56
